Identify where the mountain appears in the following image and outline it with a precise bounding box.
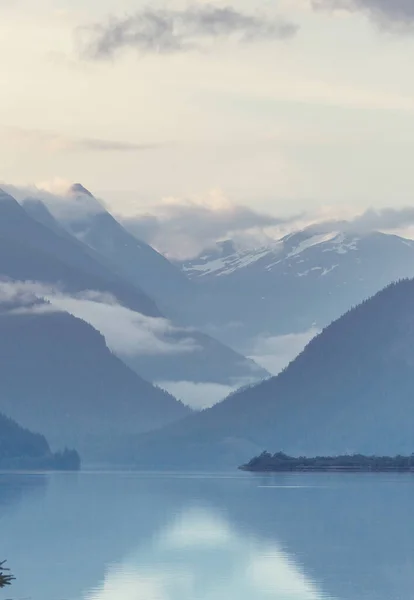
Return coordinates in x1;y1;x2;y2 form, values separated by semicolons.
0;411;80;470
0;189;159;317
117;330;266;386
60;184;193;317
177;229;414;350
26;185;268;386
0;302;191;462
124;278;414;469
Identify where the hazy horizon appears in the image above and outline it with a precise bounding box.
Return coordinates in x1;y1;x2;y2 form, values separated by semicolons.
2;0;414;221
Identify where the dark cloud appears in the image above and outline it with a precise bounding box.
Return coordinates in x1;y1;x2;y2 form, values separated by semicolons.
313;0;414;30
79;4;298;59
121;196;302;259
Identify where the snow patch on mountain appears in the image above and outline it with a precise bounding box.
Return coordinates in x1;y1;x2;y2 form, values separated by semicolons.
286;232;339;258
321;265;339;276
182;245;276;278
321;233;360;255
179;229;363;280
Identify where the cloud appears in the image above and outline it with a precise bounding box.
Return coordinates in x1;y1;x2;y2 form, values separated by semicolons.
122;194;414;261
249;328;319;375
7;303;59;316
31;178;74;197
312;0;414;30
0;280;61;315
51;294;200;357
3;126;164;154
0;281;200;357
79;4;298;59
304;206;414;237
121;190;302;259
1;180;106;223
263;204;414;243
0;279;45;307
347;207;414;232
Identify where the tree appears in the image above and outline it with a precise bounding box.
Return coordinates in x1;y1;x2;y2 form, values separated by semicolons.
0;561;14;588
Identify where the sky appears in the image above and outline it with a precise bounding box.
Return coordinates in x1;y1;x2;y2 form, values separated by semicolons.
2;0;414;220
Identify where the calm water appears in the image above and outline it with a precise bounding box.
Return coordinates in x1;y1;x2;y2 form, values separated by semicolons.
1;471;414;600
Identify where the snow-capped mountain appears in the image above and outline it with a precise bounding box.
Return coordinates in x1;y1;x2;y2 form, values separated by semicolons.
180;230;377;280
23;185;268;387
181;239;282;279
177;228;414;350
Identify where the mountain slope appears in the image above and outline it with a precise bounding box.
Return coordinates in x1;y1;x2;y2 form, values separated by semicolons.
0;189;159;317
0;411;80;470
0;303;191;461
117;328;267;385
177;229;414;349
0;412;49;461
59;184;194;317
27;185;268;386
125;278;414;468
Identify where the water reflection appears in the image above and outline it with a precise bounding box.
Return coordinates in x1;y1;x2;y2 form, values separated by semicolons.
87;505;325;600
1;472;414;600
0;472;48;513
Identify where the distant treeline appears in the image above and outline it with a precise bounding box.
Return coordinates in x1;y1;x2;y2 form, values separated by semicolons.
240;451;414;472
0;447;81;471
0;411;81;471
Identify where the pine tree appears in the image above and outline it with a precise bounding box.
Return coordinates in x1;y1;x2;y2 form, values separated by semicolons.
0;561;14;588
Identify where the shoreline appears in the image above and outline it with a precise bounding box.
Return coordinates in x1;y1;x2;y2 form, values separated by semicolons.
239;466;414;473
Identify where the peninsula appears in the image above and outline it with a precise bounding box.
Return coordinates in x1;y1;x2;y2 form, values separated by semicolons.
240;451;414;472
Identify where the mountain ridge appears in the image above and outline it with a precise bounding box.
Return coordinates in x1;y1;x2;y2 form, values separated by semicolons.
0;188;159;317
122;278;414;469
24;185;268;387
0;410;80;470
175;228;414;350
0;298;191;461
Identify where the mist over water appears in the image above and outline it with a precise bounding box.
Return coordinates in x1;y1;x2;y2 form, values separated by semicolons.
1;471;414;600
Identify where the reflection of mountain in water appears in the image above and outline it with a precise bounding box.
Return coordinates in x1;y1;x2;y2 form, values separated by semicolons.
88;505;323;600
2;472;414;600
1;473;188;600
218;472;414;600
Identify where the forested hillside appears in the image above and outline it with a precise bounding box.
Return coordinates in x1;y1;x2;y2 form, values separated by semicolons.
0;411;80;470
125;279;414;468
0;306;190;461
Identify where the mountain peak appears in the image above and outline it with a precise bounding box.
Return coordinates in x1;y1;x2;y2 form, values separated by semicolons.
0;188;20;205
69;183;94;198
0;188;29;216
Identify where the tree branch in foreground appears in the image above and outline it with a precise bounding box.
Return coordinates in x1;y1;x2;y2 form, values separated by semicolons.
0;561;14;588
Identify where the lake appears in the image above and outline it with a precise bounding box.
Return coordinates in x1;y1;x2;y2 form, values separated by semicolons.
1;471;414;600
